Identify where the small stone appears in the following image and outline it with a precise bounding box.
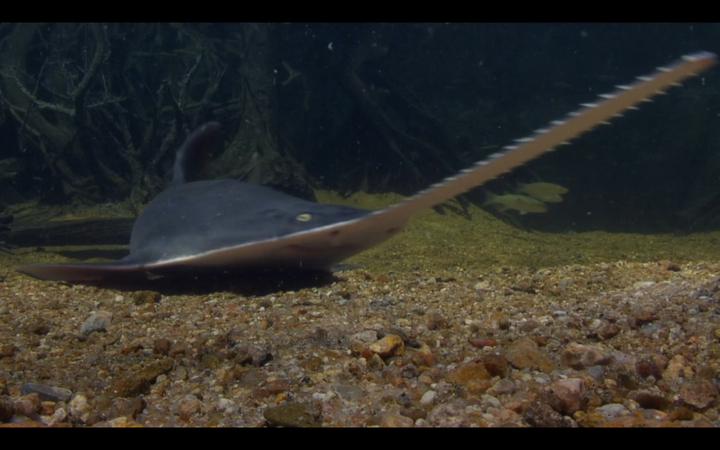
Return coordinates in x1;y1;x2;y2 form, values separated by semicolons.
452;362;491;385
0;345;17;358
490;378;515;395
0;397;13;422
369;334;405;358
112;397;146;420
545;378;587;415
523;400;570;428
20;383;72;403
600;324;621;340
0;420;47;427
400;407;426;422
108;358;174;397
266;378;290;395
420;390;437;407
482;354;509;378
680;380;718;410
469;337;496;348
108;416;144;427
560;343;612;369
367;353;385;371
132;290;161;305
662;355;686;380
498;317;511;330
425;401;476;427
574;410;608;427
630;315;658;328
263;402;319;427
658;260;680;271
380;412;414;427
400;364;418;379
411;344;434;367
152;338;171;356
217;398;235;413
335;384;363;402
80;311;113;334
636;359;662;380
626;389;672;411
69;394;94;423
505;338;556;373
518;319;540;332
47;407;68;426
349;330;378;355
249;346;273;367
668;406;694;421
120;343;144;355
14;393;41;418
427;312;447;330
178;397;201;422
595;403;628;421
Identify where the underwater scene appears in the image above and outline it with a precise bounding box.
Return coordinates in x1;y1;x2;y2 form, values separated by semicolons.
1;23;719;427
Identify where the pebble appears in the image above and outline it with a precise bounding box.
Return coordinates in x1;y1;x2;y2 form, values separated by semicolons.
490;378;514;395
380;412;414;427
505;338;556;373
263;402;319;427
636;358;662;379
662;355;687;380
545;378;587;415
14;394;39;419
178;397;201;422
522;400;571;428
369;334;405;358
599;324;621;340
0;397;13;422
658;260;681;271
411;344;434;367
152;338;171;356
420;390;437;407
626;389;672;411
217;398;235;413
427;312;447;330
482;354;509;378
680;380;718;410
349;330;378;353
108;358;174;397
1;345;17;358
426;401;475;427
481;394;501;410
335;384;363;402
132;290;161;305
47;407;68;426
595;403;628;420
80;311;113;334
560;343;612;369
20;383;72;403
107;416;143;427
69;394;93;423
452;362;491;384
469;337;496;348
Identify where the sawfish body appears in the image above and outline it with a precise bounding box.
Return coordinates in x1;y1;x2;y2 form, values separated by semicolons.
16;52;717;283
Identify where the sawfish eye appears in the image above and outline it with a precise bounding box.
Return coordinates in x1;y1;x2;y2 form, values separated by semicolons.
296;213;312;222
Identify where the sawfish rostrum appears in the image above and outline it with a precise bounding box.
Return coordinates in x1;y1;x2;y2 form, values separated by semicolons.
17;52;718;283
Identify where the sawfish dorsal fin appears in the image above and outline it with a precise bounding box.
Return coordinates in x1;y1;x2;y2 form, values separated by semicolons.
172;122;223;184
376;52;716;221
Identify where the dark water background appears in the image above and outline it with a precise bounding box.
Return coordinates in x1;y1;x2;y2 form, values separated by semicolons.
1;23;719;234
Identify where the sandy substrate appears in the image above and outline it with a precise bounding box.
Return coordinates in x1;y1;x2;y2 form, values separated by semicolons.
1;196;719;427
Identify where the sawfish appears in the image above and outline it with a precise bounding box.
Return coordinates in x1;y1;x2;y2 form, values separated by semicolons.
16;52;717;284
